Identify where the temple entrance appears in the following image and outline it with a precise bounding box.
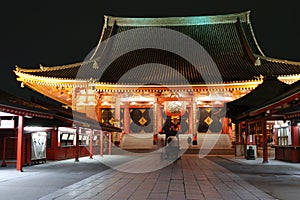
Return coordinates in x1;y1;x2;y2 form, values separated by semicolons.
161;115;181;138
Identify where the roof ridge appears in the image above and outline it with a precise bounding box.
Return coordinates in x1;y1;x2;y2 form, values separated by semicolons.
247;15;265;56
235;16;261;66
104;10;251;26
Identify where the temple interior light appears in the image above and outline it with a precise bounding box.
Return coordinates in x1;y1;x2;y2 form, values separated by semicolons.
24;126;52;132
87;101;97;106
214;101;223;105
102;101;110;106
79;90;86;95
274;120;290;128
76;102;85;106
274;121;280;128
121;93;155;102
197;101;204;105
62;105;69;109
0;111;16;116
58;127;76;133
281;122;289;128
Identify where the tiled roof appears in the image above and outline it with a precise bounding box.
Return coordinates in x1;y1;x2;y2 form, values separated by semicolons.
246;79;300;116
227;77;300;122
226;75;289;120
0;90;121;132
0;90;51;118
15;11;300;85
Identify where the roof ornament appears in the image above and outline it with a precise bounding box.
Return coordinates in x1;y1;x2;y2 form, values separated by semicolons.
254;74;264;81
92;61;99;69
15;65;20;72
39;64;44;70
255;57;261;66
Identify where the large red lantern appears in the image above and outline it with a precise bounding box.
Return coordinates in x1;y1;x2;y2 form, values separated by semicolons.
164;101;186;116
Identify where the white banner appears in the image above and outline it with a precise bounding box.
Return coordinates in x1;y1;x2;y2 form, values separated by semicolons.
31;132;47;161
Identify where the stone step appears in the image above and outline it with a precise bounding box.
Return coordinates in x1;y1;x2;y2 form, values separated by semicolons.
195;134;232;149
110;146;235;155
184;148;235;155
118;133;232;154
120;133;154;149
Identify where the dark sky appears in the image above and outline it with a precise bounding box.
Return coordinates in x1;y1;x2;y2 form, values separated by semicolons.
1;0;299;102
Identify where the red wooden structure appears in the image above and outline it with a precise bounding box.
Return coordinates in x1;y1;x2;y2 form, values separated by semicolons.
0;90;121;171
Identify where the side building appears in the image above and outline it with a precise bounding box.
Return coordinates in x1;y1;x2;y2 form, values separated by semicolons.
0;90;121;171
228;76;300;163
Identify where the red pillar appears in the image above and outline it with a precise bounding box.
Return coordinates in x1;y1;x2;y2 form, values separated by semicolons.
124;103;130;134
292;126;299;146
108;132;112;155
16;116;24;172
235;123;241;145
157;105;162;132
97;107;102;123
100;131;103;157
188;106;193;134
53;129;58;160
75;127;80;162
222;117;229;134
89;129;93;159
262;120;268;163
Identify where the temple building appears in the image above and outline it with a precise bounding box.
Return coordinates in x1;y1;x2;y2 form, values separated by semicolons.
14;11;300;155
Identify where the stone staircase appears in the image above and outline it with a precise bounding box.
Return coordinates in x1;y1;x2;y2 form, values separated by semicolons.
114;133;234;155
196;133;232;149
120;133;154;150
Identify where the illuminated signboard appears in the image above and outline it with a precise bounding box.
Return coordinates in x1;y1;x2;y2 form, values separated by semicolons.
0;120;15;129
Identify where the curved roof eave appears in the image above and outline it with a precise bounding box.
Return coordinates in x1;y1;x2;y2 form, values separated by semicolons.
14;70;88;86
256;55;300;66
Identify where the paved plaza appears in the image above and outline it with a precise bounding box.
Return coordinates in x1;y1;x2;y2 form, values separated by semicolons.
1;154;300;200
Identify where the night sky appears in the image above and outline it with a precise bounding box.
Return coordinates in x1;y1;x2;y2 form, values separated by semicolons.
1;0;299;102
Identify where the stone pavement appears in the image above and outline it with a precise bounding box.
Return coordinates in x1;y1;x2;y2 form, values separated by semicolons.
37;154;276;200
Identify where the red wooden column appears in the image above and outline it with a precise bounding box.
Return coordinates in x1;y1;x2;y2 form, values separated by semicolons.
292;126;299;146
75;127;80;162
108;132;112;155
188;106;193;134
97;107;102;123
157;105;162;132
262;120;268;163
124;103;130;134
16;115;24;172
100;131;103;157
89;129;93;159
53;129;59;160
192;101;197;145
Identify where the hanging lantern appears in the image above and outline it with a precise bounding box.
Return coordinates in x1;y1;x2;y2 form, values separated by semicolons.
164;101;186;116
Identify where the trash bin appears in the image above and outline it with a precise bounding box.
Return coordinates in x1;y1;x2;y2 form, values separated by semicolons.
246;146;255;160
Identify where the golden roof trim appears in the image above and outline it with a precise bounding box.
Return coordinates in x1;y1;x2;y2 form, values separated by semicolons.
90;80;262;92
15;60;92;73
14;70;88;85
